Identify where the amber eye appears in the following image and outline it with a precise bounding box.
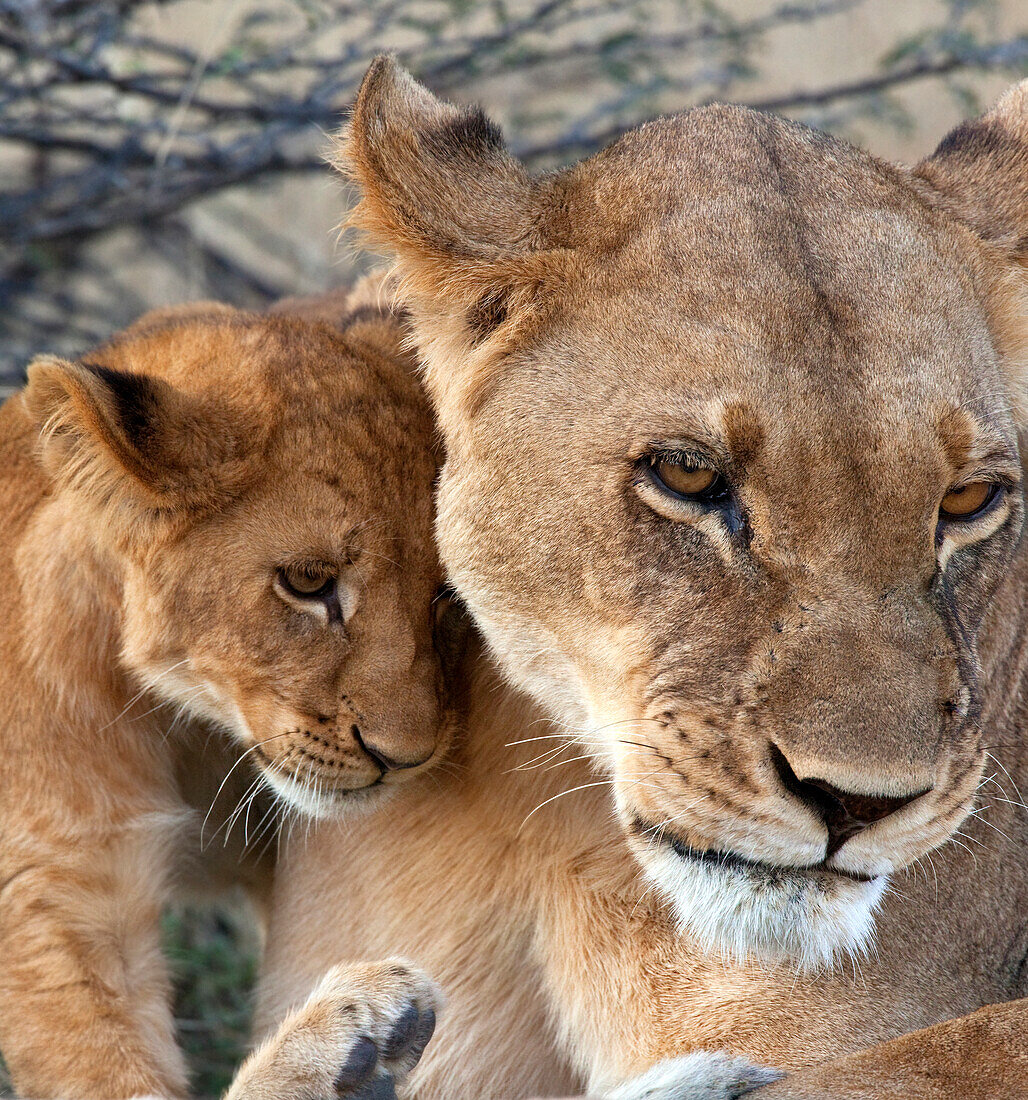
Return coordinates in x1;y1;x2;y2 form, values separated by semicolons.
649;456;729;502
277;565;336;599
939;481;1000;522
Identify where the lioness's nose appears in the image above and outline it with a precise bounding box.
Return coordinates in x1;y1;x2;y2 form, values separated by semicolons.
770;744;930;856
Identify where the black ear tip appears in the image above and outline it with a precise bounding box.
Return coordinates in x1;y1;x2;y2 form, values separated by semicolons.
450;107;504;157
933;118;1008;162
82;361;160;443
417;104;506;168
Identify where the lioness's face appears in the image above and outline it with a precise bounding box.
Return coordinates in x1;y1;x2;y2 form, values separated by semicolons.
439;228;1020;965
34;312;448;819
343;62;1028;965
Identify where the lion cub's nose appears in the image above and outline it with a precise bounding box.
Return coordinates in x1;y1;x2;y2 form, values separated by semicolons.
351;723;431;772
769;744;930;856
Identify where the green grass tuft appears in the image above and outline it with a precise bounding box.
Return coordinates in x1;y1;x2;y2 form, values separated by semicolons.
163;903;260;1099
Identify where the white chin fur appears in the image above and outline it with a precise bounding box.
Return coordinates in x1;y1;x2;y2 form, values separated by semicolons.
260;768;337;818
261;767;391;821
640;842;887;972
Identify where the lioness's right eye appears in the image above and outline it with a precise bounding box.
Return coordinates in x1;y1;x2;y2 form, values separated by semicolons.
647;454;730;504
939;480;1001;522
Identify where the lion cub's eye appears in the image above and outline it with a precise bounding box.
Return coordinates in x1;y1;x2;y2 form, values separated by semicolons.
277;565;336;600
939;481;1000;522
649;456;729;503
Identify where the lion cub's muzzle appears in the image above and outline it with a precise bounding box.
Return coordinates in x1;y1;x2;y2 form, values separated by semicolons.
249;685;454;820
251;604;469;819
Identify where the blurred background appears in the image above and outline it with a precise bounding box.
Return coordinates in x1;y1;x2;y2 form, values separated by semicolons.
4;0;1028;393
1;0;1026;1094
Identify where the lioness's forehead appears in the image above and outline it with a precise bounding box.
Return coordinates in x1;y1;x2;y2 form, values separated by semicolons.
527;106;1004;432
564;105;950;259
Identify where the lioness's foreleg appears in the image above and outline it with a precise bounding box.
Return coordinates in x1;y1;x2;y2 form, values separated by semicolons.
547;998;1028;1100
226;960;438;1100
745;998;1028;1100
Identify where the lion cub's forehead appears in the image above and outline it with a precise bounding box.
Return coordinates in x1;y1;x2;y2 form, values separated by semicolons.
101;313;425;405
99;313;437;547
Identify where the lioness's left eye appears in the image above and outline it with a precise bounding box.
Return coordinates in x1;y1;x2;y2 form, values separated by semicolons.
939;481;1001;522
277;565;336;599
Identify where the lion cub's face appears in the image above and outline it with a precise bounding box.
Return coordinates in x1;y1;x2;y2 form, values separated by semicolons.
28;309;447;818
343;62;1028;966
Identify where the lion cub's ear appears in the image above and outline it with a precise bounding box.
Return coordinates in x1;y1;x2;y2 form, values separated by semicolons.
25;355;251;518
337;56;568;404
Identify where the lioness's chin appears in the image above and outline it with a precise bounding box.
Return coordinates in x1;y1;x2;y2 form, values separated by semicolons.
639;840;888;972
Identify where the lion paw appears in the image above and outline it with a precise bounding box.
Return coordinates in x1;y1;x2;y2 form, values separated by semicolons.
604;1052;785;1100
226;959;440;1100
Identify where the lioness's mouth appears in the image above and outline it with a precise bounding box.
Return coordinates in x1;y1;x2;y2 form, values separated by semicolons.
628;813;889;968
630;817;878;885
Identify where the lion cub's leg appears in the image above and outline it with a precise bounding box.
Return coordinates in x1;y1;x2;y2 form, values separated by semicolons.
0;802;190;1098
227;960;439;1100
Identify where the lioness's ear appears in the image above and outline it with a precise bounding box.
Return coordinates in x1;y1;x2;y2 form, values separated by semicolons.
914;82;1028;425
342;56;542;261
914;80;1028;258
337;57;566;388
25;355;249;517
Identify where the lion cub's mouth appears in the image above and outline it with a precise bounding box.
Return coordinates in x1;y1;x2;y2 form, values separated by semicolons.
637;821;878;885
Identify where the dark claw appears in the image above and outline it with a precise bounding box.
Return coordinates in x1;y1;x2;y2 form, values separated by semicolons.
381;1003;419;1059
348;1075;398;1100
406;1007;436;1063
334;1036;378;1093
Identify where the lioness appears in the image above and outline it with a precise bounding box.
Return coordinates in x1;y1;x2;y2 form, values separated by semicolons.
0;292;454;1099
252;63;1028;1099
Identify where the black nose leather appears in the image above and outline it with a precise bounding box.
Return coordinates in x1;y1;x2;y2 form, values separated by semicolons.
770;744;930;857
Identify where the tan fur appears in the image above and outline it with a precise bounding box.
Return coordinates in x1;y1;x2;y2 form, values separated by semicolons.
254;64;1028;1099
0;289;450;1099
228;959;440;1100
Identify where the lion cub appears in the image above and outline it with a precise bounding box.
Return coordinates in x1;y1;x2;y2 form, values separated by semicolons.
0;294;451;1099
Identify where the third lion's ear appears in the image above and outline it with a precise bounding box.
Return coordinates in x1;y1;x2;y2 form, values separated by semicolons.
337;57;567;369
